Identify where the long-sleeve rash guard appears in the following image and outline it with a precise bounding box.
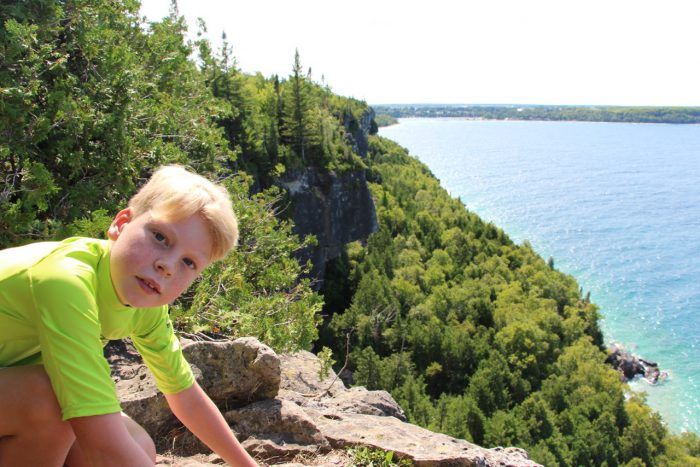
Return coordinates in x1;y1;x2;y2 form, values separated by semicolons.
0;237;194;420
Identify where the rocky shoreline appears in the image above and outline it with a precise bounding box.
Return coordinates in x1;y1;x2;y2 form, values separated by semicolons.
605;343;669;385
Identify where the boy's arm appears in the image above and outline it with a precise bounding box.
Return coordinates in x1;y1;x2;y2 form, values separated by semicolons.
70;413;153;466
165;382;258;467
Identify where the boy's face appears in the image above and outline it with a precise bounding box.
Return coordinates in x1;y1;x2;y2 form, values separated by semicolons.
108;208;213;308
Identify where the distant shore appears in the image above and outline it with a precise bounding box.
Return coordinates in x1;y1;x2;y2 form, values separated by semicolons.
373;104;700;125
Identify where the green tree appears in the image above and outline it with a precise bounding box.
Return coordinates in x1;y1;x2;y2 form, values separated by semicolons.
173;176;322;352
393;374;434;428
620;395;667;466
0;0;228;247
280;49;314;165
437;394;486;444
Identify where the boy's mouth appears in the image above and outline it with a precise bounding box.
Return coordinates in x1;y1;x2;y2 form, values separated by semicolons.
137;276;161;295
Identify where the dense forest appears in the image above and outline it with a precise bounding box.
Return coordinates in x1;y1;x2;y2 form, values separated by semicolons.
319;137;700;465
1;1;699;465
374;104;700;124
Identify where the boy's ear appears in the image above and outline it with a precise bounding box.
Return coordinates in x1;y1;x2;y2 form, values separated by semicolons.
108;208;133;240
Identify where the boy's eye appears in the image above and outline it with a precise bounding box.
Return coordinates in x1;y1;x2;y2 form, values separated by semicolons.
183;258;196;270
153;231;167;243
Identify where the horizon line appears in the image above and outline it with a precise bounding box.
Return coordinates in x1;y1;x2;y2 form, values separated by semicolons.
369;103;700;108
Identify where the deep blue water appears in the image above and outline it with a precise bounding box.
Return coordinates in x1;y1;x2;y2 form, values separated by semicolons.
380;118;700;434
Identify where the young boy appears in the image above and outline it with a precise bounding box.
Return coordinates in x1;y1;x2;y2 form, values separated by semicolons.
0;165;258;466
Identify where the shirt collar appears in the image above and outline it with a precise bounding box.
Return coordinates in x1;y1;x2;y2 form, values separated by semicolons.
96;240;132;312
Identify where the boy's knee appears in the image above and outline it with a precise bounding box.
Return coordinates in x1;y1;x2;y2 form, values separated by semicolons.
20;369;74;446
0;365;72;449
26;402;73;446
23;368;64;426
25;401;74;450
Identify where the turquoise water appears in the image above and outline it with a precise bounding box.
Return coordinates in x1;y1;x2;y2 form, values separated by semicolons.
380;118;700;433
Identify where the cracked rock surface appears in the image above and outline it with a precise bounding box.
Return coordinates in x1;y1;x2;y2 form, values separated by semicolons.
109;339;540;466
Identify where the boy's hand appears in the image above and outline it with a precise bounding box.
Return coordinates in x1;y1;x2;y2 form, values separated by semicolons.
166;382;259;466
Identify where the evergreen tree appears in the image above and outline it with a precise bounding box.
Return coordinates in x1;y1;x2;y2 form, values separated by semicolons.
280;49;317;165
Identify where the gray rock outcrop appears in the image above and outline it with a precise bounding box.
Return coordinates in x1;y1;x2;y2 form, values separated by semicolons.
278;168;378;284
606;344;652;380
111;337;279;443
605;343;668;385
111;338;540;466
343;107;376;159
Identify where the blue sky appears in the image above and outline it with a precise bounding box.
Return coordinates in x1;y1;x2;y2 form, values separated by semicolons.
140;0;700;106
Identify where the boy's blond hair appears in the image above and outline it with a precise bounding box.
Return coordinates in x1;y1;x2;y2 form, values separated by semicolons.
128;165;238;261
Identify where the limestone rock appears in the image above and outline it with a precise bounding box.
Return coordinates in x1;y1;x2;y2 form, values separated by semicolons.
116;363;174;441
156;453;224;466
279;351;348;397
278;351;405;421
241;438;324;463
111;337;280;447
322;387;406;421
262;350;537;466
182;337;281;405
225;399;328;447
313;411;534;467
606;344;647;380
343;107;375;159
112;339;540;466
276;107;376;289
277;168;378;286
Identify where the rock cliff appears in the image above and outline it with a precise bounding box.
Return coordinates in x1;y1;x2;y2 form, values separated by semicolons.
277;168;378;284
342;107;376;159
276;108;379;286
108;338;540;467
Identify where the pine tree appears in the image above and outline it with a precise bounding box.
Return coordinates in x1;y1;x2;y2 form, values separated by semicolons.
281;49;313;164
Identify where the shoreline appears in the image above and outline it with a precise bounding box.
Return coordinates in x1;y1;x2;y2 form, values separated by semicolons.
379;115;700;126
373;104;700;125
606;343;670;386
377;119;700;435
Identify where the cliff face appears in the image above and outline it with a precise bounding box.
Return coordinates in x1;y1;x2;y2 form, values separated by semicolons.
278;168;377;285
343;107;376;159
277;109;378;285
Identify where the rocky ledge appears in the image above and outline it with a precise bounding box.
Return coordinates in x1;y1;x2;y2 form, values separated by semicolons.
107;338;540;466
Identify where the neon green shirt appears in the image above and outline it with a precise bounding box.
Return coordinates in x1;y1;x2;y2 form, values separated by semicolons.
0;237;194;420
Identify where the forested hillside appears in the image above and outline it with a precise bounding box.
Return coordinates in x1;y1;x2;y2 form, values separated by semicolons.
319;137;700;465
1;1;699;466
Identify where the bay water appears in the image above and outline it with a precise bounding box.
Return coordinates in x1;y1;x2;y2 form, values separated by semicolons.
380;118;700;433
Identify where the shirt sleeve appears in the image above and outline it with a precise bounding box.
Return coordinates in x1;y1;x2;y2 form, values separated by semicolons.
29;259;122;420
130;307;194;394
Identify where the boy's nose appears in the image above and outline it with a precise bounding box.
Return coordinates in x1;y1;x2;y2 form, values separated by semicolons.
154;258;173;276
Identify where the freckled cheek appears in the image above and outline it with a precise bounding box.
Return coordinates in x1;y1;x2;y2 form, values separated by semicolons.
122;251;142;266
123;245;153;268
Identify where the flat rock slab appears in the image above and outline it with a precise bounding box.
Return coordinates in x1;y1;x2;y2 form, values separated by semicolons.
115;341;539;467
156;453;224;466
156;450;353;467
279;351;347;396
314;412;537;467
113;337;280;448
